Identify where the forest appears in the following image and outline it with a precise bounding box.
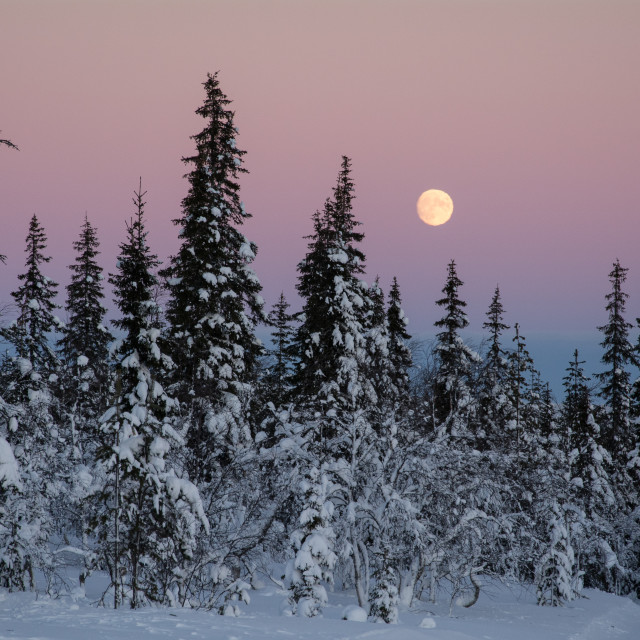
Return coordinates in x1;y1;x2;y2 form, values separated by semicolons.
0;73;639;622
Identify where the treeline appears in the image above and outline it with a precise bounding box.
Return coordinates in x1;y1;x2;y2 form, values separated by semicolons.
0;73;639;620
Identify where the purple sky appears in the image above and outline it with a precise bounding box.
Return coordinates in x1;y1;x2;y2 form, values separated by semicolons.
2;0;640;388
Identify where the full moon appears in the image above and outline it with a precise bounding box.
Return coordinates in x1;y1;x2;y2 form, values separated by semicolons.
417;189;453;226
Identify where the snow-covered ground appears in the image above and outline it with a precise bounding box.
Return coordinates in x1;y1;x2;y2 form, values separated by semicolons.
1;575;639;640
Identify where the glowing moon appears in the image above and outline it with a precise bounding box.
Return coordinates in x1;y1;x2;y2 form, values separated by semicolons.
417;189;453;226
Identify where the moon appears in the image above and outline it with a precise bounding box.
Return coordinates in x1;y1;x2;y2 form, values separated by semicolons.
417;189;453;226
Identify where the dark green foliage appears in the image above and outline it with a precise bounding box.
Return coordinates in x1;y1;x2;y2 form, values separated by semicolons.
162;72;263;402
109;184;161;357
265;292;296;406
1;215;60;373
483;286;509;381
386;277;412;401
161;73;263;478
59;215;111;368
292;156;367;404
432;260;478;431
506;323;535;453
93;182;203;609
595;260;637;462
477;285;512;448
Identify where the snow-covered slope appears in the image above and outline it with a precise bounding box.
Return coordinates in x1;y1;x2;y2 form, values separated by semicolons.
2;577;638;640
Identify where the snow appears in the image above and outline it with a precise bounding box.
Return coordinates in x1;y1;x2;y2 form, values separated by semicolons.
0;437;22;490
419;616;437;628
0;579;638;640
342;605;367;621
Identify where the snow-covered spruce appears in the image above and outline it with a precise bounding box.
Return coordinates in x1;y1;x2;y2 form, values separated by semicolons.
160;71;263;485
92;183;208;609
288;467;337;617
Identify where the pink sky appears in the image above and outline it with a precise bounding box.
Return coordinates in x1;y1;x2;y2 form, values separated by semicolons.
2;1;640;377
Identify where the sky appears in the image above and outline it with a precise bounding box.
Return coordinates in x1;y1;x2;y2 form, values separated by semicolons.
2;0;640;394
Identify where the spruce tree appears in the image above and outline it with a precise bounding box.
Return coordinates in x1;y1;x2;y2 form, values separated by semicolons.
58;215;111;373
596;259;637;463
0;215;62;591
594;261;640;595
93;184;207;608
292;156;372;444
386;277;412;403
53;216;112;580
535;501;580;606
478;286;512;448
366;278;393;413
265;292;296;407
506;323;535;453
1;215;60;372
293;157;367;405
289;156;379;615
561;350;616;589
432;260;478;434
161;72;263;480
287;466;337;617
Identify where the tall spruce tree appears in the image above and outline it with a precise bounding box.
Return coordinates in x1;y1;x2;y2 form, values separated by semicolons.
58;215;111;372
594;261;640;595
54;216;112;576
0;215;62;591
596;260;637;464
289;156;376;615
292;157;368;408
366;278;394;414
161;72;263;480
93;184;207;608
506;323;535;454
561;350;616;589
478;286;512;448
432;260;478;434
386;277;412;403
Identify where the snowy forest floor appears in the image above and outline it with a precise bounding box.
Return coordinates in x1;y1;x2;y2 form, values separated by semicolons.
1;573;639;640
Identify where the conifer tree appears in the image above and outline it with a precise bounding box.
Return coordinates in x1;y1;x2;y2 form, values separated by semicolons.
535;501;580;606
161;72;263;480
54;216;112;577
483;286;509;382
561;350;616;588
366;278;394;413
386;277;412;403
596;260;637;463
478;286;512;447
289;157;380;614
506;323;535;453
58;215;111;374
292;156;368;408
265;292;296;407
287;466;337;617
1;215;60;372
56;215;112;497
432;260;478;434
369;565;399;623
594;261;640;595
292;156;373;445
0;215;62;591
93;184;207;608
